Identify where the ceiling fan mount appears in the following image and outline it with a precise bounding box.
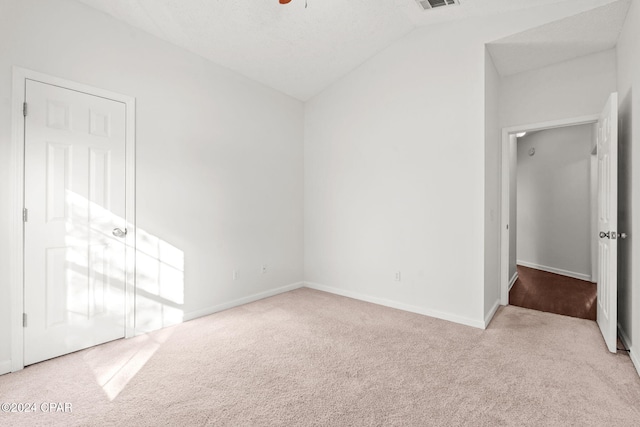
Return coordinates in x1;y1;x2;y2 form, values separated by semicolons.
279;0;308;7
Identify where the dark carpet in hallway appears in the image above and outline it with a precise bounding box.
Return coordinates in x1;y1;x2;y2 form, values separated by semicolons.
509;265;597;320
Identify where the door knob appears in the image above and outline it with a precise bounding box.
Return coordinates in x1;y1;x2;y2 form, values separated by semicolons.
112;228;127;238
599;231;610;239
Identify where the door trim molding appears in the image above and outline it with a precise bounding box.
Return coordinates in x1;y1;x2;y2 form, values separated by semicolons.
10;67;136;372
499;115;599;306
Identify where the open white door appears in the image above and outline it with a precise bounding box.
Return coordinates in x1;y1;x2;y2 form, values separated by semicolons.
596;92;618;354
23;79;127;365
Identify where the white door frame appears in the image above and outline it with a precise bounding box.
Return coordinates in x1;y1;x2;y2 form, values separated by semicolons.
500;114;599;305
9;67;136;372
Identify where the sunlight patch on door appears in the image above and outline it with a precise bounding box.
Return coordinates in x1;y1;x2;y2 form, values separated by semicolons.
61;190;185;399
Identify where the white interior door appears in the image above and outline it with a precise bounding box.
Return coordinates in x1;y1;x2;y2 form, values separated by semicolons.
596;92;618;354
24;79;127;365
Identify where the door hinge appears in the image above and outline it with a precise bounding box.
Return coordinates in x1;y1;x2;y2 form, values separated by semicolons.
23;313;27;327
23;102;27;117
23;208;28;222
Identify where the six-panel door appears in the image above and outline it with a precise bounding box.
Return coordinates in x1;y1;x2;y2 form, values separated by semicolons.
23;79;127;365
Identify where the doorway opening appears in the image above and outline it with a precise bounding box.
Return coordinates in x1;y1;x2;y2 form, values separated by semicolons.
500;92;619;354
501;115;598;306
506;123;597;321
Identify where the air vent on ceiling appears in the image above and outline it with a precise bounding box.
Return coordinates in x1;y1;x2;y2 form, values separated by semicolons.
416;0;459;10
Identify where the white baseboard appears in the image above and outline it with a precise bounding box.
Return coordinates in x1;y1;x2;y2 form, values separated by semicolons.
183;282;305;322
484;299;501;328
304;281;485;329
618;324;640;378
517;260;591;282
508;272;519;291
0;360;12;376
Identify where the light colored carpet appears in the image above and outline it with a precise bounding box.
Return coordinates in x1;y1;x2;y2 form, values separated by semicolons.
1;288;639;426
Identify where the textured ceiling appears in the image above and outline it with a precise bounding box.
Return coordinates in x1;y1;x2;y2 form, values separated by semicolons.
75;0;623;100
487;0;631;76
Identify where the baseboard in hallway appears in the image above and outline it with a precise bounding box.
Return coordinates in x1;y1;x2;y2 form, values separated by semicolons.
516;260;592;282
509;265;596;321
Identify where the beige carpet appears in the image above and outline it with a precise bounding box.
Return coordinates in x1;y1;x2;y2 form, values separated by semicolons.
1;288;639;426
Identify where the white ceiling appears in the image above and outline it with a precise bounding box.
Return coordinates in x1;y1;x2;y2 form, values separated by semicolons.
75;0;624;100
487;0;631;76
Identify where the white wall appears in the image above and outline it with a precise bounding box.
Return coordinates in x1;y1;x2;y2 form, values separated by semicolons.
500;49;618;128
304;0;615;328
516;125;593;280
485;51;501;321
509;135;518;282
616;0;640;374
0;0;304;370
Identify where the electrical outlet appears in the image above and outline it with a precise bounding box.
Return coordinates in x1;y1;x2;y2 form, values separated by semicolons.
233;270;239;281
261;264;267;274
395;271;401;281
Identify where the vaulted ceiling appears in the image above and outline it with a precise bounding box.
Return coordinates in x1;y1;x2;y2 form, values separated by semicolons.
74;0;626;100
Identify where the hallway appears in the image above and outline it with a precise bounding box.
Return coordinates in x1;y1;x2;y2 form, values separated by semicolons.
509;265;597;321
